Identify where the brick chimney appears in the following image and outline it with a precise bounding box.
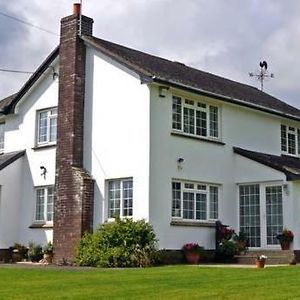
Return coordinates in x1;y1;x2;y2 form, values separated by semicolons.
53;3;94;264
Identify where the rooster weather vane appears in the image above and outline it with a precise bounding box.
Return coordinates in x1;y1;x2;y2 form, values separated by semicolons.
249;61;274;91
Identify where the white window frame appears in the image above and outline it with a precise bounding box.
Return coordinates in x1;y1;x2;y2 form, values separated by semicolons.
280;124;300;156
171;180;219;222
36;107;57;146
34;186;54;224
0;122;5;152
107;178;133;219
172;95;221;140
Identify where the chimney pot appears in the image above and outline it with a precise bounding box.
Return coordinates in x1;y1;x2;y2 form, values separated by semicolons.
73;3;81;15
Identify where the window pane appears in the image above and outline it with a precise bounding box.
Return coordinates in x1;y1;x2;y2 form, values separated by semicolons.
288;132;296;154
172;96;182;130
196;110;207;136
38;112;48;143
209;106;218;137
183;192;194;219
47;187;54;222
297;129;300;154
172;182;181;217
36;189;45;221
108;180;121;218
209;186;218;219
50;116;57;142
183;107;195;134
281;125;287;152
196;193;206;220
122;180;133;217
0;123;4;150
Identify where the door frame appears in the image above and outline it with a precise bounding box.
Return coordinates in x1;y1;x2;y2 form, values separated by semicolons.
237;181;285;249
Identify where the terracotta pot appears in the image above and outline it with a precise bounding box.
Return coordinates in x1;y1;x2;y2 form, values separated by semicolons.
280;240;291;250
185;252;200;264
256;260;265;268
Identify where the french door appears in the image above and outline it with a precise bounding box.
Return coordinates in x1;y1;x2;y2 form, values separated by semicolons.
239;183;283;248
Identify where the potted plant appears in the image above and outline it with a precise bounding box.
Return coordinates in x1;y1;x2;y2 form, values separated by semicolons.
182;243;204;264
256;255;267;268
12;243;28;262
43;241;53;264
276;229;294;250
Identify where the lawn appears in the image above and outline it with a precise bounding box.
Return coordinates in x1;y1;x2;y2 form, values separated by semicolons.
0;265;299;299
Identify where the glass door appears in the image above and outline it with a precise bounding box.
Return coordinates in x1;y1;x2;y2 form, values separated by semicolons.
265;186;283;245
239;184;261;247
239;184;283;248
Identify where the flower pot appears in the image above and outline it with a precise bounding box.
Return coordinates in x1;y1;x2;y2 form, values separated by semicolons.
280;240;291;250
185;252;200;264
256;260;265;268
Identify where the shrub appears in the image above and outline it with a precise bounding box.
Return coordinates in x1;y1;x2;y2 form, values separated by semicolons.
27;242;43;262
215;240;238;259
43;241;53;254
76;218;158;267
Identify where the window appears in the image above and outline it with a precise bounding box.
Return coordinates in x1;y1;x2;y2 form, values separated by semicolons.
0;123;4;151
172;96;219;139
108;178;133;218
35;186;54;223
281;124;300;155
171;180;219;221
37;108;57;145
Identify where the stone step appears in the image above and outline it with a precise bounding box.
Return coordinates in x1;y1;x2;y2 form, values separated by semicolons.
235;250;295;265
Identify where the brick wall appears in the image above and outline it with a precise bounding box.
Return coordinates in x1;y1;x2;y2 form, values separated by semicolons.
53;12;95;264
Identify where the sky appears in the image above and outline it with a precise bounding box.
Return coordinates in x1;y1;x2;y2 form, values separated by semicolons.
0;0;300;107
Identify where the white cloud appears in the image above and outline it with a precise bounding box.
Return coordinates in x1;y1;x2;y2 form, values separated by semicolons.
0;0;300;107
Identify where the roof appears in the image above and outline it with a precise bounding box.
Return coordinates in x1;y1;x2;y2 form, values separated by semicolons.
234;147;300;181
1;34;300;121
0;47;59;115
82;35;300;121
0;150;25;171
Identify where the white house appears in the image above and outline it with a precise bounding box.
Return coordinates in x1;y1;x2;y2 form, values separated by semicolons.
1;4;300;262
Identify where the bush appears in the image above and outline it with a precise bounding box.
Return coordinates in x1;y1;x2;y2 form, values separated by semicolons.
27;242;43;262
76;218;158;267
215;240;238;260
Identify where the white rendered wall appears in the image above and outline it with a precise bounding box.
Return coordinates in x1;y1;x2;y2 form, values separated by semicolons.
0;62;58;248
83;47;150;228
0;158;23;248
148;85;297;250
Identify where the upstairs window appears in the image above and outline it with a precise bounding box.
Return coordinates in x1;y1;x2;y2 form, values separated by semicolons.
172;96;219;139
35;186;54;223
37;108;57;146
0;122;4;152
171;180;219;221
281;125;300;156
108;178;133;218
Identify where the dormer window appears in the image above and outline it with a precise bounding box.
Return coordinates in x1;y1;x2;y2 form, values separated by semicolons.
37;108;57;146
0;122;4;152
281;125;300;155
172;96;220;140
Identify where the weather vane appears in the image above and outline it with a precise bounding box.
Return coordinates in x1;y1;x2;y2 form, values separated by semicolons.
249;61;274;91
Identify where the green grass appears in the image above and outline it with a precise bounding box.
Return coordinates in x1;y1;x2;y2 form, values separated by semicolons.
0;265;299;299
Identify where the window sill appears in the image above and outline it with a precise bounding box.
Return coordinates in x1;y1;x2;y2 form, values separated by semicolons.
29;223;53;229
170;219;216;228
171;131;225;145
32;144;56;151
